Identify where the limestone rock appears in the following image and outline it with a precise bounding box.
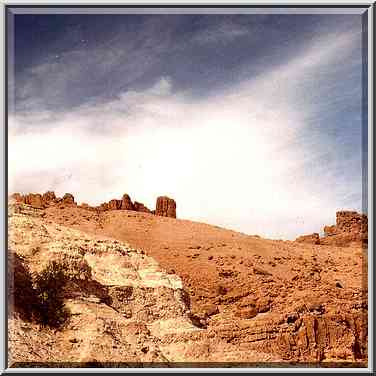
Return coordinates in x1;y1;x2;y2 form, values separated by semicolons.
155;196;176;218
8;210;204;365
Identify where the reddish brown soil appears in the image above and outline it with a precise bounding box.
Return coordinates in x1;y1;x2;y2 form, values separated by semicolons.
8;201;367;364
44;206;367;320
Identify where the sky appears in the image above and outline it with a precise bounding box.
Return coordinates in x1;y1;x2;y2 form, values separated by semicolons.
7;10;368;239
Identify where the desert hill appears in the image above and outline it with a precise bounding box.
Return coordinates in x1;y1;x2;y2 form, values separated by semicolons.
8;192;368;366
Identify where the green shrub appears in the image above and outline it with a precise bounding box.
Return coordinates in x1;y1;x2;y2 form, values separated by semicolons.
33;261;70;328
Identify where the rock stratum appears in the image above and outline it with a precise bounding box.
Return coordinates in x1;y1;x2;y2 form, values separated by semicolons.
7;198;368;368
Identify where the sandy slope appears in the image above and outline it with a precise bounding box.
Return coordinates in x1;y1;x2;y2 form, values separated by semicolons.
39;205;368;364
11;210;282;366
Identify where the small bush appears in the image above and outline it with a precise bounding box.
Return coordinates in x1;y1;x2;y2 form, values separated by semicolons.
33;261;70;328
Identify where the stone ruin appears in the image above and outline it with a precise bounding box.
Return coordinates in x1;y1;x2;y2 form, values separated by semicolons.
296;210;368;247
10;191;177;219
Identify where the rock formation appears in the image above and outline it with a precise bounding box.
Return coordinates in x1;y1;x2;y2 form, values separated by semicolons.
62;193;75;205
24;193;44;209
10;191;176;219
8;205;202;365
294;211;368;248
321;211;368;247
10;193;23;203
7;200;368;366
108;199;122;210
155;196;176;218
42;191;56;204
295;233;320;245
121;194;134;210
133;201;152;214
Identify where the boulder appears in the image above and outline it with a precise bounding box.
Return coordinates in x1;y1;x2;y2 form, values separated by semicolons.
256;297;271;313
235;307;257;319
155;196;176;218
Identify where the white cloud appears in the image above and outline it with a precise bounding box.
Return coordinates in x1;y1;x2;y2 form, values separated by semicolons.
8;28;363;239
192;22;251;45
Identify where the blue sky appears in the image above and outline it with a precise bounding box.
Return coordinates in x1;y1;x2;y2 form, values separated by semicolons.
8;11;368;239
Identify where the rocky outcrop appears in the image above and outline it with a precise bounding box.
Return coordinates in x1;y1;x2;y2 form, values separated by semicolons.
99;202;109;211
11;192;74;208
61;193;75;205
9;191;173;218
10;193;23;203
24;193;44;209
98;195;151;214
7;206;211;365
324;225;337;237
107;199;122;210
121;194;134;210
9;203;45;218
294;211;368;248
42;191;56;204
133;201;152;214
321;211;368;247
295;233;320;245
7;201;367;365
155;196;176;218
336;211;368;235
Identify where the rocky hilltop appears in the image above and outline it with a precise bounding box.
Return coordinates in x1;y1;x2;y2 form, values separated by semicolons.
8;202;281;366
296;211;368;248
10;191;177;219
7;197;368;367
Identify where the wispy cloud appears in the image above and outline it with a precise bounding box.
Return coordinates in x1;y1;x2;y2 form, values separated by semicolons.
9;16;365;239
192;21;251;45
